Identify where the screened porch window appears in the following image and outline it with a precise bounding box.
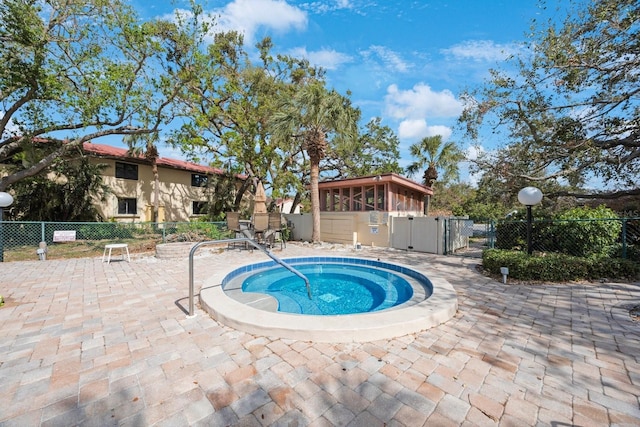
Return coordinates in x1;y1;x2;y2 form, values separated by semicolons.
341;188;350;211
364;186;375;211
353;187;363;211
331;189;340;211
376;184;385;210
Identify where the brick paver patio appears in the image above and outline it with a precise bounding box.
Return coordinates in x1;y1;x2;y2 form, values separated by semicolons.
1;243;639;426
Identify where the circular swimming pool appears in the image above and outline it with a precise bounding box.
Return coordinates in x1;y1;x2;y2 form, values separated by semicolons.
200;256;458;342
238;262;415;315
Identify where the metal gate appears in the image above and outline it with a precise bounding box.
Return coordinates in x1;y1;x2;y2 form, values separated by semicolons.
391;216;444;253
391;216;479;255
444;219;494;257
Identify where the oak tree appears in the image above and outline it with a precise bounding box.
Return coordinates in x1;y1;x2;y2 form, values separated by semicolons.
0;0;187;191
460;0;639;201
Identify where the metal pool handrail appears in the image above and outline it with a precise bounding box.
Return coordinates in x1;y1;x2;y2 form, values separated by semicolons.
187;238;312;317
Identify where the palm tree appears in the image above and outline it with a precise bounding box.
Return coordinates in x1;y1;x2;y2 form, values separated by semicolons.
271;80;358;242
406;135;464;187
406;135;464;214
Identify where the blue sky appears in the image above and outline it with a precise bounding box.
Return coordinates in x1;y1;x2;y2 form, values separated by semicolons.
127;0;571;183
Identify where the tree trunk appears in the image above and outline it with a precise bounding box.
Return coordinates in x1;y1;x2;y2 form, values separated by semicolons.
144;144;160;224
290;191;302;214
233;178;252;211
152;160;159;223
309;157;321;243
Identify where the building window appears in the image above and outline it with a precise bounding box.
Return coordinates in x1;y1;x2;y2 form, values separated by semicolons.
191;173;208;187
364;186;375;211
115;162;138;180
376;184;385;210
192;201;208;215
321;189;329;211
341;188;351;211
117;198;137;215
353;187;363;211
331;189;340;211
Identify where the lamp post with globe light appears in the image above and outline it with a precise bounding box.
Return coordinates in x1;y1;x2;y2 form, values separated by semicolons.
518;187;543;255
0;192;14;262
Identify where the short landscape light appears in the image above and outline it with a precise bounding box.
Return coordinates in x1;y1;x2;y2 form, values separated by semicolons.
500;266;509;284
518;187;543;255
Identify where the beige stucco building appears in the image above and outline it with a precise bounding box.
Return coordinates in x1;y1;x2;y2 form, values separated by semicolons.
83;143;243;222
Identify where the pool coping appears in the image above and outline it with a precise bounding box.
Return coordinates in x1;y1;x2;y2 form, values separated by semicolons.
199;256;458;343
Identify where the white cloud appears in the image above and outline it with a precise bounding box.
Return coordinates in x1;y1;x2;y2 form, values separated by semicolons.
465;144;484;162
287;47;353;70
361;45;411;73
425;125;452;139
384;83;462;119
170;0;307;45
300;0;355;14
398;119;427;139
441;40;520;62
461;144;486;186
397;119;452;140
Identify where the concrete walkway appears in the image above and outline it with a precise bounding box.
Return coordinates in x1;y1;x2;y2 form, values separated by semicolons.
1;243;639;426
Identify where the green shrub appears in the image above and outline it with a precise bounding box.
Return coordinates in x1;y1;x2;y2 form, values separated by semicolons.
495;221;525;250
76;223;134;240
131;222;159;236
549;205;621;257
482;249;639;281
5;222;41;247
625;244;640;262
174;222;226;239
587;255;639;279
281;226;292;242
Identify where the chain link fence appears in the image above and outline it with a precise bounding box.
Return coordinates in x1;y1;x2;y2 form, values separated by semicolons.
443;218;639;262
0;221;229;262
2;218;638;262
489;217;639;261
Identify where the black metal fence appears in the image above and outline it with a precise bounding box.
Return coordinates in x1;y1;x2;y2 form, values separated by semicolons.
0;221;228;262
475;217;639;261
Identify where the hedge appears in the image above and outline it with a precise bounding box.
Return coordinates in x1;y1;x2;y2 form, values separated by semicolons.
482;249;639;282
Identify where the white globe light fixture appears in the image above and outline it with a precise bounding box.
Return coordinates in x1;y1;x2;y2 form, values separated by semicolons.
518;187;543;207
518;186;543;255
0;191;13;262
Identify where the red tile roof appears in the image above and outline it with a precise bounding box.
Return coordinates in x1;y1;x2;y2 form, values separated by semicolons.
83;142;240;178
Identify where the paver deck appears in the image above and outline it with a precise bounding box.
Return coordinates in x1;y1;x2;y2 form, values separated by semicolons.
0;243;639;426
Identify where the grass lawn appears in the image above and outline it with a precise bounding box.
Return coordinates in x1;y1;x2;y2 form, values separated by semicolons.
3;237;159;262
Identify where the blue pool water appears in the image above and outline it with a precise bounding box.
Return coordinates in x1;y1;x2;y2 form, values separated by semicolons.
222;258;429;315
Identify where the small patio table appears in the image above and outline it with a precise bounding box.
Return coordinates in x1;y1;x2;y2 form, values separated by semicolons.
102;243;130;264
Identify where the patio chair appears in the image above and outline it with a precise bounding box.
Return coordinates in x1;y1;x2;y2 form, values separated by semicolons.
268;212;286;249
226;212;241;235
226;212;247;249
252;213;270;246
